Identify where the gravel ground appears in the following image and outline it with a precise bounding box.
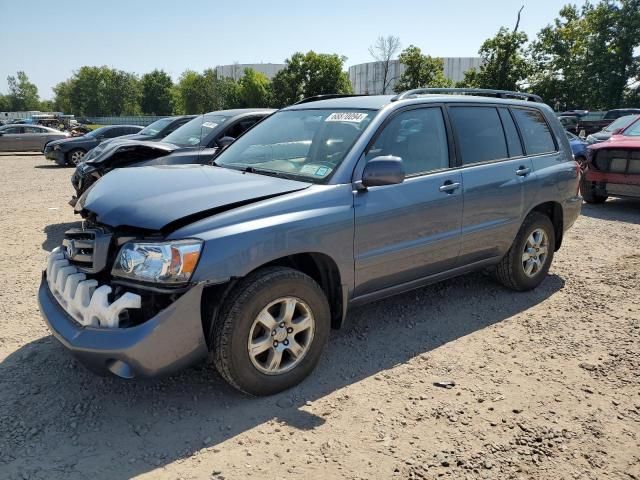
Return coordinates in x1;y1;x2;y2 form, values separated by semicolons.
0;154;638;480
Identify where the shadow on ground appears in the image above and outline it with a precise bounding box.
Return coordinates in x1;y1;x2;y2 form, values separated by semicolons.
34;164;65;169
0;271;565;479
0;152;42;157
581;197;640;224
42;221;82;252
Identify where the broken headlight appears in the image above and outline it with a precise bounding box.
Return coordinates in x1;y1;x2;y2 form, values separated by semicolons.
112;240;202;284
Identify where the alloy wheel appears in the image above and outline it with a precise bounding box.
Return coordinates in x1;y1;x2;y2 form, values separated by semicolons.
247;297;315;375
521;228;549;277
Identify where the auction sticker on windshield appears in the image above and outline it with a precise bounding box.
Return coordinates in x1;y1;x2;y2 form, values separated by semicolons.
202;122;218;129
325;112;368;123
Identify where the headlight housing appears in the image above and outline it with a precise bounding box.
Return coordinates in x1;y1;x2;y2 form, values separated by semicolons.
112;240;202;284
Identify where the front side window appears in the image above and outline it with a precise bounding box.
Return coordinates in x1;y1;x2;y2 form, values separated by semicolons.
216;109;374;182
365;107;449;175
86;126;110;138
1;126;22;134
511;108;556;155
449;106;508;164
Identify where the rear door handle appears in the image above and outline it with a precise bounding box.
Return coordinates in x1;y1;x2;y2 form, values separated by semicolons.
439;181;461;193
516;166;531;176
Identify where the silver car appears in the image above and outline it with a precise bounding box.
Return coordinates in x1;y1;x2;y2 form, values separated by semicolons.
0;124;69;152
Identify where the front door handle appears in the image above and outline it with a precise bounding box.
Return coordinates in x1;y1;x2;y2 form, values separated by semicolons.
439;181;461;193
516;166;531;176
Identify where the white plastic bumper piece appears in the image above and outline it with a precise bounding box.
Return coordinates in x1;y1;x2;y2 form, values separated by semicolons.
46;247;141;328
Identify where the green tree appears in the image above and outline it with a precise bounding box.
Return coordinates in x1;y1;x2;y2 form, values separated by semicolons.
395;45;451;92
52;79;74;113
0;94;10;111
39;99;55;112
238;68;271;107
175;70;209;114
457;8;530;91
6;71;40;110
271;51;352;107
529;1;640;109
140;69;174;115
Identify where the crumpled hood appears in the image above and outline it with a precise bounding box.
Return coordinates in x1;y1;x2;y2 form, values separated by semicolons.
77;165;311;231
85;140;178;165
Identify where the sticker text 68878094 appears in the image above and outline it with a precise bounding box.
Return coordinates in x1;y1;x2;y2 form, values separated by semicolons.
325;112;368;123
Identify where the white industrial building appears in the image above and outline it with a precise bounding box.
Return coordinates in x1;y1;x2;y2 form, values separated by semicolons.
215;63;285;81
349;57;482;95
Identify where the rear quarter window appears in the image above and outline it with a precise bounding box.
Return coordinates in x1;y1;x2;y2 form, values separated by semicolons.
511;108;556;155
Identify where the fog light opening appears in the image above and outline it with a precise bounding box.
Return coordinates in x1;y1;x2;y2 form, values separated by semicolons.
106;359;135;379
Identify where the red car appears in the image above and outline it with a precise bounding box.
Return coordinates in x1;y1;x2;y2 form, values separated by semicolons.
581;122;640;203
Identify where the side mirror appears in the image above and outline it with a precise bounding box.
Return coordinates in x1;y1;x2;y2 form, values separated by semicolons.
217;136;236;149
361;155;405;188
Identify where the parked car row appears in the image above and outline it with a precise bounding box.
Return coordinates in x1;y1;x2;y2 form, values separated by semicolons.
70;110;273;201
39;88;585;395
0;124;69;151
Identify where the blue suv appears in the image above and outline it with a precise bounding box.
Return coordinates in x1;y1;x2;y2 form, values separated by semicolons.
39;89;582;395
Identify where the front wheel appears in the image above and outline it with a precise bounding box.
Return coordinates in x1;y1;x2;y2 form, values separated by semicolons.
580;176;607;204
494;212;556;291
212;267;330;396
67;148;86;166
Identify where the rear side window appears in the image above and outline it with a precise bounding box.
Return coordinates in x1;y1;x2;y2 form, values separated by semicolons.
449;106;507;164
498;108;523;157
511;108;556;155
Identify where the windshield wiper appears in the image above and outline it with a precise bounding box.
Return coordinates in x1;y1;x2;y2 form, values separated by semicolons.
238;165;297;180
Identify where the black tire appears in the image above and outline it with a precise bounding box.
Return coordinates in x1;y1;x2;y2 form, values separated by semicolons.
494;212;556;291
212;267;330;396
66;148;86;166
580;176;607;204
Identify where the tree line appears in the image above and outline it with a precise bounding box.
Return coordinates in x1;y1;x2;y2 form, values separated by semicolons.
1;0;638;116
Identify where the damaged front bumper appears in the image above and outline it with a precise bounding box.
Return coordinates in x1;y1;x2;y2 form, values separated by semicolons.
44;147;67;165
38;249;209;378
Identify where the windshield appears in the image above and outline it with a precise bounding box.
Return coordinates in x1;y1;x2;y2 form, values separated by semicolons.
623;118;640;137
139;117;173;136
86;126;110;138
163;114;228;147
604;115;637;132
215;109;374;182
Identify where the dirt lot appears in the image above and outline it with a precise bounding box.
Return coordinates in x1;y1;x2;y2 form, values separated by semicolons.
0;153;638;480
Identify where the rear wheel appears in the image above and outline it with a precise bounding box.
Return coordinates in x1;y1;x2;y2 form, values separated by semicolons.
212;267;330;396
67;148;86;166
580;176;607;204
494;212;555;291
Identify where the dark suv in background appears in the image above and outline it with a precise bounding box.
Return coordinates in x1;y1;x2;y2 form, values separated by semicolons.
70;109;273;200
82;116;197;160
40;89;581;396
44;125;143;166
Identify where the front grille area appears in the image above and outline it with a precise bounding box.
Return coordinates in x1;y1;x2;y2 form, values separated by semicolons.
593;148;640;174
63;227;112;274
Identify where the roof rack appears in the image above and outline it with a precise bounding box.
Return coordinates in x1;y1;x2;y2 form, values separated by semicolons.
293;94;366;105
391;88;544;103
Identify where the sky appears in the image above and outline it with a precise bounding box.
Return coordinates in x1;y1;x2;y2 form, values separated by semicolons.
0;0;588;100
